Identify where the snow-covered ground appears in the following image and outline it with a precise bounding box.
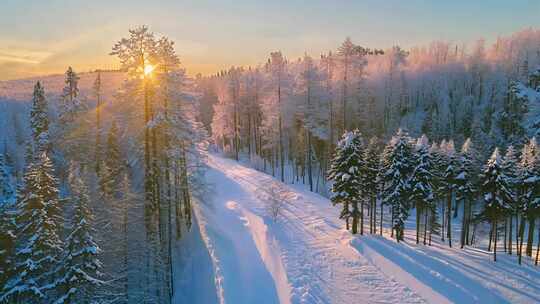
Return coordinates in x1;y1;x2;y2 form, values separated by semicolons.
192;153;540;304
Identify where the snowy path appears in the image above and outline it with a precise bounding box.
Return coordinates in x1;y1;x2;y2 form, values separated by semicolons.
194;154;540;304
196;154;428;304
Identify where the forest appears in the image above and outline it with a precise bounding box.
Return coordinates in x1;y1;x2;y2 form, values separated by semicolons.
0;25;539;303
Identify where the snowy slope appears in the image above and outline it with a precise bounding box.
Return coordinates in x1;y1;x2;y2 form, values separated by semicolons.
194;154;540;304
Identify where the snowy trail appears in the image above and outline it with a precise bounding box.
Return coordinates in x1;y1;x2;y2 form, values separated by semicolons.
200;154;429;304
195;154;540;304
193;166;282;304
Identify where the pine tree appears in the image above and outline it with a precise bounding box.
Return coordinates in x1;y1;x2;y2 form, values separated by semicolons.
60;67;81;123
94;71;103;174
0;207;16;294
519;138;539;261
99;121;124;199
362;136;380;234
381;129;413;242
442;140;458;247
0;153;14;201
479;148;513;261
54;167;102;304
500;145;519;254
456;138;480;248
30;81;50;153
409;135;436;245
328;130;364;233
1;152;63;302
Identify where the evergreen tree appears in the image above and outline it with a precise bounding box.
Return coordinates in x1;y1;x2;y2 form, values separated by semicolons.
328;130;364;233
0;207;16;294
479;148;513;261
500;145;519;254
60;67;82;123
409;135;436;244
362;136;380;234
30;81;50;153
0;153;14;201
1;152;63;302
381;129;413;242
519;138;539;261
442;140;458;247
55;167;102;303
99;121;124;199
455;139;481;248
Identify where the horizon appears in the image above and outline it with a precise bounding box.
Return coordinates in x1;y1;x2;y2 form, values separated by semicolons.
1;0;540;80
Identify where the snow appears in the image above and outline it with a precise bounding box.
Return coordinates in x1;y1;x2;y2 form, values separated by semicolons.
192;153;540;304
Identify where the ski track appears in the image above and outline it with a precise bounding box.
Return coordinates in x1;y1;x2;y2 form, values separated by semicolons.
198;154;540;304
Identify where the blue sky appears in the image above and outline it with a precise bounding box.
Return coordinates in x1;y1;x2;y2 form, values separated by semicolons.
1;0;539;79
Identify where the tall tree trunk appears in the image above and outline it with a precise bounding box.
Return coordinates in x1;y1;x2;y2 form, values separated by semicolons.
424;209;428;245
494;219;498;262
509;213;513;255
360;200;364;235
447;194;452;247
380;200;383;236
518;217;526;265
534;227;540;266
527;218;536;257
416;203;421;244
460;199;467;249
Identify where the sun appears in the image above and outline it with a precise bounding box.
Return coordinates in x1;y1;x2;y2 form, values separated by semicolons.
144;64;155;76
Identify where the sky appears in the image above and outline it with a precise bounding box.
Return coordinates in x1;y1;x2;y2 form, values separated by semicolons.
1;0;539;80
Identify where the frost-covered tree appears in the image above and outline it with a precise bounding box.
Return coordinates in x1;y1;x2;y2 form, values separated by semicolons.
518;138;539;261
263;51;292;182
30;81;50;153
54;167;102;304
0;207;16;294
99;121;124;199
479;148;513;261
441;140;458;247
94;71;103;174
1;152;63;302
381;129;413;242
455;139;481;248
0;153;14;201
409;135;436;244
500;145;519;253
111;25;158;207
328;130;364;233
59;67;82;123
362;136;380;234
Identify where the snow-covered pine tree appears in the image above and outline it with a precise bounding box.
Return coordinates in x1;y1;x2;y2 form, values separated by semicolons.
60;67;81;123
111;25;159;211
94;71;103;174
442;139;458;247
99;121;124;199
500;145;519;254
519;138;539;261
0;206;16;294
0;153;14;201
381;129;414;242
1;152;63;302
30;81;50;153
479;148;513;261
328;130;364;233
455;138;481;248
54;166;102;304
362;136;380;234
409;135;436;245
